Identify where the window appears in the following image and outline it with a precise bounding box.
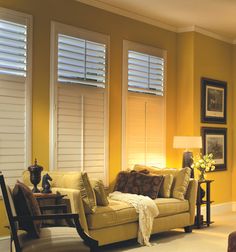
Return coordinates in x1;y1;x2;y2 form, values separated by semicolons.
58;34;106;87
50;22;109;184
0;8;32;187
128;51;164;95
122;40;166;169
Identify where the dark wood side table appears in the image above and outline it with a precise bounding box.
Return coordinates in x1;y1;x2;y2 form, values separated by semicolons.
34;192;70;226
195;179;214;228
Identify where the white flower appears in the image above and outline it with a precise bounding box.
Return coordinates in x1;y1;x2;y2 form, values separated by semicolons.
192;153;215;174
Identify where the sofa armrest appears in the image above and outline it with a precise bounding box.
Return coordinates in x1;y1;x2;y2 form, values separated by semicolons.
185;179;198;225
51;187;89;233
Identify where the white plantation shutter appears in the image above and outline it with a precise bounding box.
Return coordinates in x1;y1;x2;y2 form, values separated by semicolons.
0;19;27;77
51;22;108;183
58;34;106;87
0;9;32;188
126;95;165;169
0;75;26;186
56;84;106;181
123;41;166;169
128;51;164;96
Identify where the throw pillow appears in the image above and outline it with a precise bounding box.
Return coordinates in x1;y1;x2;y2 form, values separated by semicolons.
90;179;109;206
159;174;174;198
12;181;41;238
172;167;191;200
124;171;164;199
113;171;130;192
78;172;97;214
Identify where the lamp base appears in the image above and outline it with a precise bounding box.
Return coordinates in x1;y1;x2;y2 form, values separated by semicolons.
182;151;194;178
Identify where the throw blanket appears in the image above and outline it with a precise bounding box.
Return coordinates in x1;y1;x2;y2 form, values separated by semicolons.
109;191;159;246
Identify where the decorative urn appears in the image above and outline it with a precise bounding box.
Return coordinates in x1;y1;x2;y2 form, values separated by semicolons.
28;159;43;193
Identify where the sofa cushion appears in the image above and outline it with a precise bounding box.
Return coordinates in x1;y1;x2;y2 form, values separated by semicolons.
90;179;109;206
133;165;191;200
78;172;97;214
87;199;137;229
172;167;191;200
154;198;189;217
22;170;82;190
123;171;163;199
113;171;130;192
87;197;189;230
13;181;41;238
159;174;174;198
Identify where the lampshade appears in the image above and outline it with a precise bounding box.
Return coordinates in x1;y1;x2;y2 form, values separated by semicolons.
173;136;202;150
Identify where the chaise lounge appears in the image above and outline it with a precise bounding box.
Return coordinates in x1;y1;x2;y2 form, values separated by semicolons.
23;165;198;246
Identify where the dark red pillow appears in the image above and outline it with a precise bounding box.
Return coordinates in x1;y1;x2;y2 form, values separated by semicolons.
13;181;41;238
123;171;164;199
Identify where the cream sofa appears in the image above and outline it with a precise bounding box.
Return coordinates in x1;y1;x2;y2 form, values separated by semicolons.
23;169;198;246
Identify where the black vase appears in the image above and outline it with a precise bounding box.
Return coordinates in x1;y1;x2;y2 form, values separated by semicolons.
28;159;43;193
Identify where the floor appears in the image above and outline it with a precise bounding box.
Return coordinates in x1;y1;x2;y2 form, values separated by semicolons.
0;212;235;251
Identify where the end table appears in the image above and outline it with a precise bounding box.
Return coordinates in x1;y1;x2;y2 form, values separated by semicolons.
195;179;214;228
34;192;71;226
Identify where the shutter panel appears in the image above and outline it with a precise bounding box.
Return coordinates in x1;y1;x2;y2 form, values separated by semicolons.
146;97;165;167
126;95;165;169
128;51;164;96
58;34;106;88
126;97;146;168
0;14;29;188
84;91;105;181
0;19;27;77
56;84;106;181
0;75;26;187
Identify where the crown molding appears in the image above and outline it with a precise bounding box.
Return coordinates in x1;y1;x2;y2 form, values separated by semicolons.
77;0;176;32
77;0;235;44
177;26;233;44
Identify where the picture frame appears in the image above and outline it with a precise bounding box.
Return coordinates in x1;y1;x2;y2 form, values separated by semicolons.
201;127;227;171
201;77;227;124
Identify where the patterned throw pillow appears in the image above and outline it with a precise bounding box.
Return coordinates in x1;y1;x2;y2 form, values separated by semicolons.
123;171;164;199
78;172;97;214
159;174;174;198
13;181;41;238
113;171;130;192
90;179;109;206
172;167;191;200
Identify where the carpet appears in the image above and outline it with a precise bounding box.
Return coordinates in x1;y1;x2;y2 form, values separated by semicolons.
0;212;234;251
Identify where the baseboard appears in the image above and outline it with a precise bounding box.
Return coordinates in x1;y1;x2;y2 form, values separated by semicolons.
200;201;232;218
232;202;236;211
0;236;10;241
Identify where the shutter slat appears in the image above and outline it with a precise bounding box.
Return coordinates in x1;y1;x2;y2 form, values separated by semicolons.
0;19;27;77
128;50;164;96
58;34;106;87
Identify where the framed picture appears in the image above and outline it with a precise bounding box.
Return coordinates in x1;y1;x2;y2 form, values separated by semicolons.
201;127;227;171
201;78;227;124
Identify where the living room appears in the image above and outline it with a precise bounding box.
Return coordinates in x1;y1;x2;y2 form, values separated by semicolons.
0;0;236;251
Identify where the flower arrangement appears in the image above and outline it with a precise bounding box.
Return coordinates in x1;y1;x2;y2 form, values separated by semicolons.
191;153;215;181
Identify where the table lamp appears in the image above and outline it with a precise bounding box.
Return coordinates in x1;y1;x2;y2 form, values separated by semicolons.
173;136;202;178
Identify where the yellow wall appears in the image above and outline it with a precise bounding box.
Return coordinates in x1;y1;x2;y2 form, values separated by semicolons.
232;45;236;202
177;32;233;204
176;32;195;135
194;33;233;203
0;0;177;236
0;0;235;237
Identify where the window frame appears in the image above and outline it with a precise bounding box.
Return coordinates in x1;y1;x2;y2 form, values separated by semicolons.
122;40;167;169
50;21;109;185
0;7;32;172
